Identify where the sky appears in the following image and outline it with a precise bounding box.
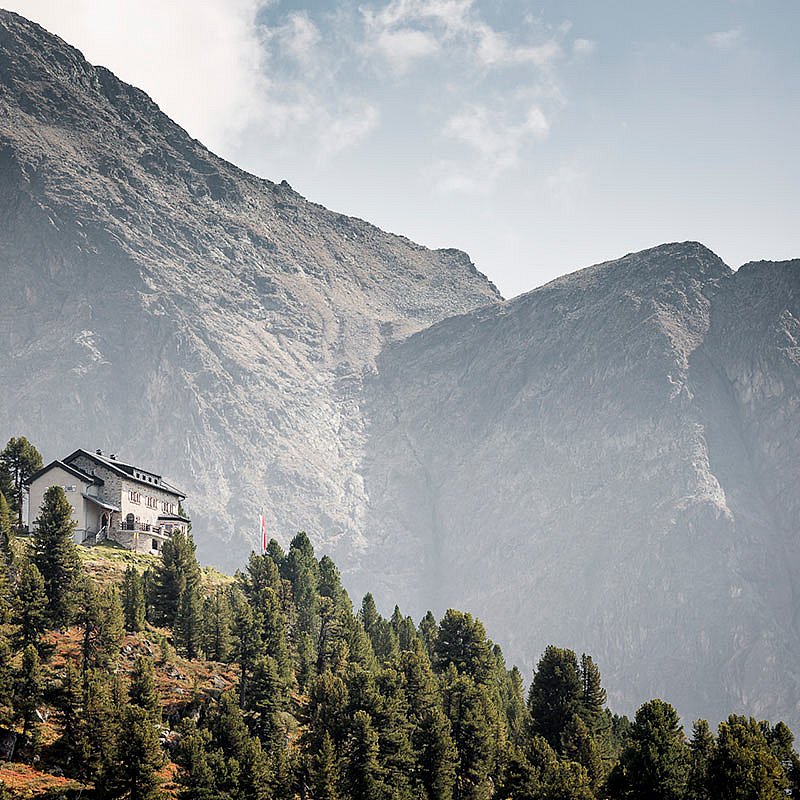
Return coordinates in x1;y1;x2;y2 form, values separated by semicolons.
7;0;800;298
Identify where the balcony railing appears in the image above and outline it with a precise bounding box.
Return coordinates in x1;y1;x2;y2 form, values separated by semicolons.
119;521;164;535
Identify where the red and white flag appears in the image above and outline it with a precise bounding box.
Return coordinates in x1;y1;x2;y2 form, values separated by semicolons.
260;513;267;553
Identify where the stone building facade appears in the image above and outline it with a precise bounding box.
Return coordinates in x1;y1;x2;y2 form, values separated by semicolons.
26;449;189;554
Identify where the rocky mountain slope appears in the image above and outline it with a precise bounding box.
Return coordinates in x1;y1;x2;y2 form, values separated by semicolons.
1;10;799;729
360;243;800;727
0;9;499;567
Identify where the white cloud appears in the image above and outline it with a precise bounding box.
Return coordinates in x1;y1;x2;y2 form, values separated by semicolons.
572;38;596;57
321;104;380;157
705;28;744;50
5;0;270;155
439;102;550;191
278;11;321;66
375;27;440;74
363;0;564;71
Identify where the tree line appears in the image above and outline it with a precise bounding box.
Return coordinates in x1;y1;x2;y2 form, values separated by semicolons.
0;435;799;799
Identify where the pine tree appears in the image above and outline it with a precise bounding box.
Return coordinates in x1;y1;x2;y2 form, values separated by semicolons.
98;704;166;800
202;587;233;662
319;555;350;613
418;610;438;660
230;587;266;706
174;581;203;660
31;485;81;626
415;706;457;800
434;609;494;685
56;661;89;775
174;719;217;800
685;719;714;800
0;554;10;627
707;715;788;800
580;654;607;726
148;529;201;627
130;656;161;723
0;492;13;566
13;561;48;652
360;593;381;636
765;721;800;798
344;710;385;800
310;731;341;800
122;564;147;632
527;645;583;754
79;582;124;672
15;645;44;759
0;633;14;728
441;665;500;800
285;531;320;639
607;698;689;800
81;670;122;784
499;665;527;746
0;437;42;529
245;654;284;745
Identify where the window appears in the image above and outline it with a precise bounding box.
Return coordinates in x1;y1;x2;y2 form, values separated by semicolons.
151;538;159;551
146;496;158;509
161;500;174;514
129;490;140;504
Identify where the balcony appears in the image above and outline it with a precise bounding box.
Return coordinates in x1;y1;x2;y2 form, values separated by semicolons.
119;521;165;536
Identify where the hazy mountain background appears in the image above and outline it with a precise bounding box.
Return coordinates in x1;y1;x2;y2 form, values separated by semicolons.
1;10;798;728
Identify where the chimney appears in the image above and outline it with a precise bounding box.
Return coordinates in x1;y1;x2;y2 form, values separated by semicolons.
110;454;116;460
95;449;102;455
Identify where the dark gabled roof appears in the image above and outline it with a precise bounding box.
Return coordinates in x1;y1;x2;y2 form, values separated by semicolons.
25;460;103;487
62;449;186;499
157;514;192;523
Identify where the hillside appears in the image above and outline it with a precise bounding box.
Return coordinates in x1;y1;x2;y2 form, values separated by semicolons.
2;527;799;800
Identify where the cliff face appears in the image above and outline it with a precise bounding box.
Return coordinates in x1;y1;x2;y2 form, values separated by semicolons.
2;10;800;730
360;243;800;726
0;10;499;569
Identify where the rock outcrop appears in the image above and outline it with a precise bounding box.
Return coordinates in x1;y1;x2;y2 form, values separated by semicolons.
359;243;800;726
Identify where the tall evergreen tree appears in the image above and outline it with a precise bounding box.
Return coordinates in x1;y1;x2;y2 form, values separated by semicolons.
31;485;81;626
148;529;201;627
434;610;494;685
13;561;48;652
0;437;42;529
202;587;233;662
686;719;714;800
174;581;203;659
0;492;12;565
129;656;161;723
607;698;689;800
122;564;147;632
707;715;788;800
285;531;320;639
15;645;44;759
78;582;124;672
344;710;385;800
310;731;341;800
98;704;166;800
418;610;438;660
0;633;14;728
441;665;501;800
527;645;583;754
